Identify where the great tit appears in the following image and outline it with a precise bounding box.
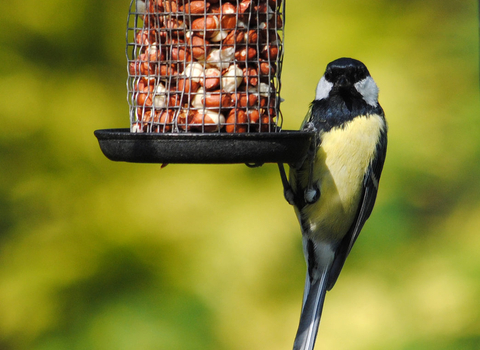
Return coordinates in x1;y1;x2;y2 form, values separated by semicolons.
279;57;387;350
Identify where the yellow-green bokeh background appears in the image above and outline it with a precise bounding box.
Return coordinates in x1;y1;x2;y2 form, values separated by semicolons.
1;1;479;349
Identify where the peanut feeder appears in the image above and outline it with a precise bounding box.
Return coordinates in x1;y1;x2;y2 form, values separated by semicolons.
95;0;313;165
127;0;285;134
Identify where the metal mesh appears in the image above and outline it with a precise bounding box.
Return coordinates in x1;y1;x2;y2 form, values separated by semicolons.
126;0;284;133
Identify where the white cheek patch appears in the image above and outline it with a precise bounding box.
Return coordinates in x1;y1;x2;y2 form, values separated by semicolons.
354;76;379;107
315;76;333;101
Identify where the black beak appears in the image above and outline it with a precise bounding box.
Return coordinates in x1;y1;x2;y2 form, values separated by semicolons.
336;76;349;87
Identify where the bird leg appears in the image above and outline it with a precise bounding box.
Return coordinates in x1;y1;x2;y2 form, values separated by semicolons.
304;123;320;204
278;163;295;205
279;122;320;206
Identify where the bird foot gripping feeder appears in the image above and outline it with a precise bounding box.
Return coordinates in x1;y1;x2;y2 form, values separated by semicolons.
95;0;313;164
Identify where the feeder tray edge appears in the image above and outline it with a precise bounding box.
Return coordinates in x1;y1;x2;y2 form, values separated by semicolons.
94;128;313;164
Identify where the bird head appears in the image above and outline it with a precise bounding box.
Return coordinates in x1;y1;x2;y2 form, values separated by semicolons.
315;57;379;107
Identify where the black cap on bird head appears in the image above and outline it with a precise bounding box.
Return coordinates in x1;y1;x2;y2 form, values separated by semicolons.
324;58;371;87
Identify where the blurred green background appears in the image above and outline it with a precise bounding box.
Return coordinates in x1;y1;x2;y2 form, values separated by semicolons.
1;0;479;349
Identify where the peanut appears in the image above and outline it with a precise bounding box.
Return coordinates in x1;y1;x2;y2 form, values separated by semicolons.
232;91;258;108
235;46;257;61
187;34;209;61
220;3;238;29
223;30;245;46
201;68;221;90
189;110;225;132
191;15;219;39
177;78;200;94
243;66;259;86
226;109;248;133
180;1;210;14
202;90;232;108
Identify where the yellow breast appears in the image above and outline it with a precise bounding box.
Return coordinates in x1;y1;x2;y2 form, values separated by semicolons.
299;114;385;242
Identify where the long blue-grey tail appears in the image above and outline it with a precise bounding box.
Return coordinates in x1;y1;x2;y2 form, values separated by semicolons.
293;268;330;350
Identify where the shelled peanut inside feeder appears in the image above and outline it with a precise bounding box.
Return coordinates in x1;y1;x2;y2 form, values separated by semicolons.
127;0;284;133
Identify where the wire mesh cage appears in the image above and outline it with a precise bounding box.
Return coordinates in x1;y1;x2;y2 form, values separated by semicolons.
126;0;285;134
95;0;314;164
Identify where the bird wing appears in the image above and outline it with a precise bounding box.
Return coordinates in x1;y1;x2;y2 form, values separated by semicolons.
300;104;314;130
326;122;387;290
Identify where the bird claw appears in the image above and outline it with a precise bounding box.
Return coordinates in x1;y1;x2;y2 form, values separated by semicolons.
304;121;317;133
304;185;320;204
284;188;296;206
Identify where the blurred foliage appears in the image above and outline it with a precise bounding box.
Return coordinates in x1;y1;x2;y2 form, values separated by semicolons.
0;0;479;349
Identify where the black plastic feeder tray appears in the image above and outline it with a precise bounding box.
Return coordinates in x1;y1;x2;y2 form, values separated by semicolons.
94;128;314;165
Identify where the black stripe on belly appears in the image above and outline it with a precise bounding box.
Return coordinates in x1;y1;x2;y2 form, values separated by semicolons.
307;96;384;133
